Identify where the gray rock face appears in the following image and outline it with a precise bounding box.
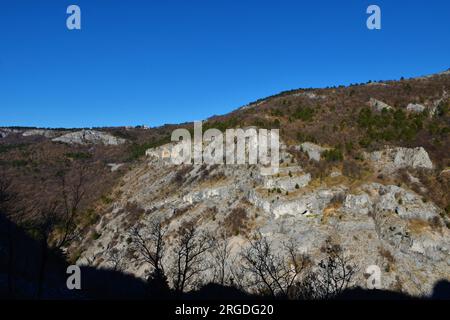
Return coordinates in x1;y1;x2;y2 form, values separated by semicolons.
365;147;433;173
292;92;326;100
297;142;328;161
22;129;59;138
406;103;426;113
369;98;393;112
430;90;448;117
271;188;340;219
183;186;230;205
0;128;20;138
264;173;311;191
52;130;126;145
343;193;372;215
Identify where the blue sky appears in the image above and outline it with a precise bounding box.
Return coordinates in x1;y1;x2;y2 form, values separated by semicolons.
0;0;449;128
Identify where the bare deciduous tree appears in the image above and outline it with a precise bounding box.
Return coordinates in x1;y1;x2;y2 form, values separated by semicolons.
210;233;233;286
170;224;212;294
241;234;310;298
296;238;358;300
55;165;86;249
105;243;127;272
32;164;87;298
129;219;167;279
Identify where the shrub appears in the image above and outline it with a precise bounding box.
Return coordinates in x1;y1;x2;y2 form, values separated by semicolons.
128;136;171;161
92;231;101;240
292;106;315;121
65;152;92;160
322;149;343;162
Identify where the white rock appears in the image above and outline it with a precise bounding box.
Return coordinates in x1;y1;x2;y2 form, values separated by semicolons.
344;193;372;215
22;129;58;138
393;147;433;169
330;171;342;178
406;103;426;113
0;128;20;138
52;130;126;145
365;147;433;173
264;173;311;191
297;142;328;161
183;186;229;204
369;98;393;112
107;163;124;172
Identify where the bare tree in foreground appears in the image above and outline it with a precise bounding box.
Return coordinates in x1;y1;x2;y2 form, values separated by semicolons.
0;174;18;296
54;165;86;249
105;243;127;272
241;234;310;298
170;224;212;295
32;165;87;298
296;237;358;300
210;233;233;286
129;218;167;279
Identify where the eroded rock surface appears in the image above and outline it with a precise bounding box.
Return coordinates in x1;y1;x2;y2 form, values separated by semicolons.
52;130;126;145
365;146;433;173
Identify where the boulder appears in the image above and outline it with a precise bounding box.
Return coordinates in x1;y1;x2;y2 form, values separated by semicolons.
406;103;426;113
369;98;393;112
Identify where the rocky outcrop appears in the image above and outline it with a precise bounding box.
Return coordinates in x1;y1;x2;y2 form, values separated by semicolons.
365;147;433;173
22;129;59;138
369;98;393;112
296;142;328;161
0;128;20;138
264;173;311;191
271;188;340;219
430;90;448;117
343;193;372;215
0;130;8;138
183;186;230;205
52;130;126;145
343;183;442;221
406;103;426;113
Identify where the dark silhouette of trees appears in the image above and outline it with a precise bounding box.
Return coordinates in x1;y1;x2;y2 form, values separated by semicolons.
129;218;170;296
296;238;358;299
170;224;212;295
0;173;18;297
31;164;87;298
129;219;167;279
105;243;126;272
241;234;310;298
210;233;233;286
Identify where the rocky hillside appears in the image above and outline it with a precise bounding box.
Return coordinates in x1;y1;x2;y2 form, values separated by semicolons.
76;138;449;296
1;70;449;298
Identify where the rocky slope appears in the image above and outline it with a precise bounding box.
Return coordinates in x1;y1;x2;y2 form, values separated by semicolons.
77;139;450;296
52;129;127;145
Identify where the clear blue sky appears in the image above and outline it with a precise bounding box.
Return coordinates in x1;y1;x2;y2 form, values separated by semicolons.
1;0;449;128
